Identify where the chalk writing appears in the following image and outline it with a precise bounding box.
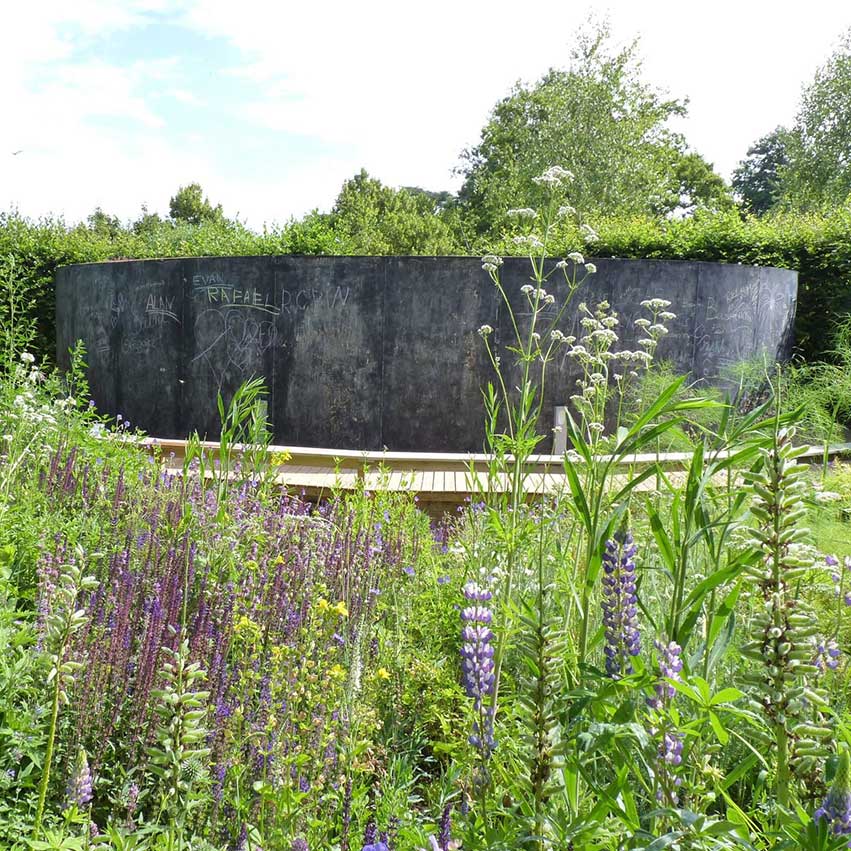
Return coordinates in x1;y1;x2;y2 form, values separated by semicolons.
280;286;350;315
193;284;279;315
145;293;179;325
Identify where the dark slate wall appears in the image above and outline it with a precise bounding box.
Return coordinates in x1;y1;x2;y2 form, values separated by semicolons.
55;256;797;451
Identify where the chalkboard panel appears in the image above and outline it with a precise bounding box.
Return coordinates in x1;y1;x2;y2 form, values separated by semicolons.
56;256;798;451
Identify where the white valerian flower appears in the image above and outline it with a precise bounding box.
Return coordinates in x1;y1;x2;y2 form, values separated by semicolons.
531;332;541;343
478;324;494;337
640;298;672;311
585;263;597;274
649;324;669;335
481;254;503;273
588;422;605;433
591;328;618;345
567;251;585;264
512;234;544;250
507;207;537;219
551;330;565;342
580;223;599;243
555;259;568;269
634;318;651;328
521;284;535;295
659;311;677;321
565;449;581;463
638;338;655;349
543;294;555;304
20;352;35;364
557;204;576;218
532;165;575;186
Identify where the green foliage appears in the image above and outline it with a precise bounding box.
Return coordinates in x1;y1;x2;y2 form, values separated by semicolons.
330;169;462;254
732;128;790;215
146;635;211;844
168;183;225;226
781;28;851;209
456;21;731;234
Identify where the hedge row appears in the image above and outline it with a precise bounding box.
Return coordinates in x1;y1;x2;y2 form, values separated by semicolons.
3;207;851;363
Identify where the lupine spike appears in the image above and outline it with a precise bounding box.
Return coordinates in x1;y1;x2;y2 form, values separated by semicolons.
815;748;851;835
601;530;641;679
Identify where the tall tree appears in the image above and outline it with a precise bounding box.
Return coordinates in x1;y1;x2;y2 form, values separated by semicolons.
456;22;730;234
168;183;224;225
732;128;790;215
782;28;851;208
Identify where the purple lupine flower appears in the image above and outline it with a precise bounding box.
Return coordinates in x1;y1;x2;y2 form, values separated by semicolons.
461;582;497;760
815;748;851;834
437;801;452;850
362;844;389;851
660;731;683;766
601;531;641;678
815;639;842;674
648;640;684;709
66;749;93;808
363;816;377;846
290;840;308;851
460;583;495;709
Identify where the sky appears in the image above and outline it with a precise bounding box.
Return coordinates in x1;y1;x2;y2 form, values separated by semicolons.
2;1;851;230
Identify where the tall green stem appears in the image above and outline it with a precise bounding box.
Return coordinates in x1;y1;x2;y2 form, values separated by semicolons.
33;677;61;837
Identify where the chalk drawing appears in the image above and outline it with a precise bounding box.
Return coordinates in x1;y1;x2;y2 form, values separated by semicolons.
191;308;278;388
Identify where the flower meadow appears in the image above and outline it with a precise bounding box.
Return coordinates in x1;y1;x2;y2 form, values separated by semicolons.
5;172;851;850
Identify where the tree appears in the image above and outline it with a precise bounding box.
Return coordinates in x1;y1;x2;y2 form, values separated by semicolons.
732;128;790;215
456;22;730;234
781;28;851;208
85;207;124;239
330;170;462;254
168;183;224;225
132;204;165;235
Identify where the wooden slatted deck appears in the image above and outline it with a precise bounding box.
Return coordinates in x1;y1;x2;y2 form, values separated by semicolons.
139;438;851;512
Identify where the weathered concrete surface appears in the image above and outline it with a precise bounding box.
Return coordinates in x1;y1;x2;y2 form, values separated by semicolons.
55;256;797;451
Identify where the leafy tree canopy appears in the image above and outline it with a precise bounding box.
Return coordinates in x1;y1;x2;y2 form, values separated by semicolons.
456;22;731;234
732;128;790;215
168;182;225;225
330;169;462;254
781;28;851;209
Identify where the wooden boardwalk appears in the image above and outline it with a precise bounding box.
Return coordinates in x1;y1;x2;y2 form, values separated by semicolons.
140;438;851;512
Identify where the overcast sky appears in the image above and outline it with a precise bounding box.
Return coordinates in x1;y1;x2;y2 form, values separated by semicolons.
2;1;851;229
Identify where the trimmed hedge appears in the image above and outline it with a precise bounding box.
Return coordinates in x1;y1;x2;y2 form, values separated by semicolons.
3;206;851;363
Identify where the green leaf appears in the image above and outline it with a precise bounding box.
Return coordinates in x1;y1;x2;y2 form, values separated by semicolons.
711;687;745;705
709;710;730;744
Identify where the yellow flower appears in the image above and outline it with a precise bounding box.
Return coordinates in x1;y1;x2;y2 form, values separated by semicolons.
316;598;330;612
330;664;346;682
334;601;349;618
234;615;259;635
377;667;391;680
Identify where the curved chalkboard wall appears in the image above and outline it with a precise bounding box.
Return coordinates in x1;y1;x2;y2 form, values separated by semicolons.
55;256;797;452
